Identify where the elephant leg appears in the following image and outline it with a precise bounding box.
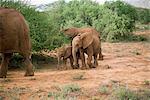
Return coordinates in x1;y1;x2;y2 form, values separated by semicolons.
79;49;86;70
86;46;93;68
94;54;98;68
70;55;79;69
63;58;67;70
0;53;12;78
98;48;103;60
69;56;74;69
87;55;93;68
22;54;34;76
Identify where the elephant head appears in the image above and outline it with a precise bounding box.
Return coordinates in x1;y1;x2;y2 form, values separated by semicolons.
72;32;93;67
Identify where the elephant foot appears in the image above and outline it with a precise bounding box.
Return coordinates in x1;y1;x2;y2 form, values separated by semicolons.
73;64;79;69
80;66;88;70
98;55;104;60
0;71;7;78
57;65;65;70
24;71;34;77
89;64;96;69
57;66;61;70
63;66;68;70
0;74;6;78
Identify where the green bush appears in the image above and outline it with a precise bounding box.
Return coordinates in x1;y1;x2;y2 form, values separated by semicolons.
94;8;134;42
1;0;148;53
136;8;150;24
93;0;140;42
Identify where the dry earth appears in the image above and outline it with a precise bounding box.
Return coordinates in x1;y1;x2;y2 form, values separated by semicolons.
0;31;150;100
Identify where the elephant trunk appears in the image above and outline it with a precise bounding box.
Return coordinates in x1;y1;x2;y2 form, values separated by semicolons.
72;47;79;68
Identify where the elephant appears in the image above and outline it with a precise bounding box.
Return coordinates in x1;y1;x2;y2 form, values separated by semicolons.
61;27;103;60
57;44;73;70
56;44;80;70
72;32;100;69
0;7;34;78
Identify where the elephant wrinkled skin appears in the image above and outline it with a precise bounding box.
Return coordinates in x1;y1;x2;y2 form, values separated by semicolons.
0;7;34;78
61;27;103;60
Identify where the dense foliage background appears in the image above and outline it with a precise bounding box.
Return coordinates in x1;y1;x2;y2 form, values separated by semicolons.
0;0;150;51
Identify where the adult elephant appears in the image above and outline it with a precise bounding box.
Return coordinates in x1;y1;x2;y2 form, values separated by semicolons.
72;32;100;69
61;27;103;60
0;7;34;78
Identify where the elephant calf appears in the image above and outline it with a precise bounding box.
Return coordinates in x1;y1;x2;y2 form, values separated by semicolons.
56;44;80;70
56;44;74;70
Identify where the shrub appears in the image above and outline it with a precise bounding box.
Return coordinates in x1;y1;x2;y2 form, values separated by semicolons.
137;8;150;24
98;85;109;94
111;86;150;100
94;8;135;42
62;84;81;94
48;84;81;99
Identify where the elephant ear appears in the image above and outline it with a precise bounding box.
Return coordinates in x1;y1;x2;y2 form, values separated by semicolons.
80;32;93;49
64;46;72;59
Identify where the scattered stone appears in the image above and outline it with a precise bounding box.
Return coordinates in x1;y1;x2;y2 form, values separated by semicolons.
101;65;111;69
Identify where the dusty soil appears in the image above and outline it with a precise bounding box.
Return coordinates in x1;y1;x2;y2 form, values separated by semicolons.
0;31;150;100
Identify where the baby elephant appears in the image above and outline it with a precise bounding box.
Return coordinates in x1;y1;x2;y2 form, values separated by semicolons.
56;44;74;70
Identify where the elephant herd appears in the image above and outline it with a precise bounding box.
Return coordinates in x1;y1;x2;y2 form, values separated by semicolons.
0;8;103;78
57;27;103;70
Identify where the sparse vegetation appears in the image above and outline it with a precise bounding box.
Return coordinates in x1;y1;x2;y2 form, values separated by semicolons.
47;84;81;99
72;73;85;80
112;86;139;100
111;86;150;100
62;84;81;94
98;85;109;94
0;87;31;100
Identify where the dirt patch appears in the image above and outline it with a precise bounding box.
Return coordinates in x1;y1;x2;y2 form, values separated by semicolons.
0;42;150;99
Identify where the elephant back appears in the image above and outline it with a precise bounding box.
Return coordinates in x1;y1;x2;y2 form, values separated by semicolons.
61;27;79;38
0;8;31;55
62;27;100;39
79;27;99;37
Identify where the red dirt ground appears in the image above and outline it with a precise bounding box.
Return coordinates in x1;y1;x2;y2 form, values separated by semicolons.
0;31;150;100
